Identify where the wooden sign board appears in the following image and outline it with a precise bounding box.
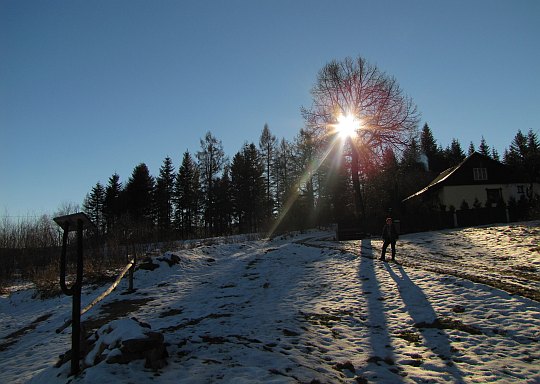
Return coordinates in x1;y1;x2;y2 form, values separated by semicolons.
53;212;96;232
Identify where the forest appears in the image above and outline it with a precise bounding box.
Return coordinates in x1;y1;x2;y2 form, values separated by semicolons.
79;124;540;240
2;124;540;251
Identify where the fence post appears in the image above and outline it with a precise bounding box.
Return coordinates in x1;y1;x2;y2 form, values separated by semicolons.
127;253;136;292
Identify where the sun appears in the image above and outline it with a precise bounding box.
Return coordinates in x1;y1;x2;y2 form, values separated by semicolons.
335;113;360;139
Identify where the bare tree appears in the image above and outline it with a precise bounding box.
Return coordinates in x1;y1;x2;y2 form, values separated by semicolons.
302;56;420;221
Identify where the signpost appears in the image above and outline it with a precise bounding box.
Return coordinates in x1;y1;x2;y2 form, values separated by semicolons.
53;212;95;376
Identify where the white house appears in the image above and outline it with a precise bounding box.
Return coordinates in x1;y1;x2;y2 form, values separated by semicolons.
403;152;539;210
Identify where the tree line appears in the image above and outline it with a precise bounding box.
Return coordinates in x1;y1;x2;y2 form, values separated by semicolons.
82;123;540;242
83;125;322;241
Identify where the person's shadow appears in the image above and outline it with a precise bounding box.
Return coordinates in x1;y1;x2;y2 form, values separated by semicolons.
384;263;465;382
358;239;404;382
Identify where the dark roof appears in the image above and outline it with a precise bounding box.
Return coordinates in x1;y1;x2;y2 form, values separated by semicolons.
402;152;517;202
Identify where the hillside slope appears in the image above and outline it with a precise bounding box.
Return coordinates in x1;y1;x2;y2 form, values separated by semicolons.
1;221;539;383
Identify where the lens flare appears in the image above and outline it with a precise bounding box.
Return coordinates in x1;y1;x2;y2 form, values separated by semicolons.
266;131;349;238
266;113;363;238
335;113;360;139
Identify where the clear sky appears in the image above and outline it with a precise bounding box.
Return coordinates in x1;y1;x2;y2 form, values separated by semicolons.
1;0;539;217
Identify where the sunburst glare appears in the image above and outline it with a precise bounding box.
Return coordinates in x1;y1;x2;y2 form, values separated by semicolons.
335;113;360;139
266;131;348;238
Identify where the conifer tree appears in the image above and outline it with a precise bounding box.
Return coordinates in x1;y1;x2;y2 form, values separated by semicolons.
526;129;540;183
444;138;466;167
479;136;491;157
231;143;265;233
214;165;233;235
420;123;447;172
259;124;277;220
399;138;432;203
420;124;436;160
294;128;317;216
103;173;123;232
155;156;175;237
505;129;540;185
504;130;527;166
323;144;352;223
468;142;476;156
83;182;105;234
381;147;401;210
124;163;155;227
400;138;423;171
274;138;295;212
491;148;500;161
174;151;200;238
196;132;226;235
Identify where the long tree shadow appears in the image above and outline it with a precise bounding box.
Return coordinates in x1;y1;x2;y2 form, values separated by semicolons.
384;263;466;382
358;239;405;382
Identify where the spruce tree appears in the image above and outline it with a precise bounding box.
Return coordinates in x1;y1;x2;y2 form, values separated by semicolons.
504;130;527;169
526;129;540;183
231;143;265;233
124;163;155;228
468;142;476;156
103;173;123;232
505;129;540;185
420;123;439;171
400;138;424;171
174;151;200;238
399;138;432;204
491;148;500;161
155;156;175;238
83;182;105;234
479;136;491;157
444;139;465;166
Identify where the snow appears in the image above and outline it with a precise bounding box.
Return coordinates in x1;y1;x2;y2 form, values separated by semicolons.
1;221;539;383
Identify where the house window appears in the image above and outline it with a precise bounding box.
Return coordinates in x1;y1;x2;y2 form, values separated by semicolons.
473;168;488;181
486;188;502;206
517;185;525;194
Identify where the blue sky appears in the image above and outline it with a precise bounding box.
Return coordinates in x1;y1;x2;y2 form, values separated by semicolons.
1;0;539;217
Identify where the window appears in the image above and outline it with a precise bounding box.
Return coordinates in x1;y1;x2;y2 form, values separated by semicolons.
517;185;525;194
473;168;488;181
486;188;502;206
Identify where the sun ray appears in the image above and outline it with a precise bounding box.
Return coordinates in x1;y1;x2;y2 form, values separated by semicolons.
266;134;346;238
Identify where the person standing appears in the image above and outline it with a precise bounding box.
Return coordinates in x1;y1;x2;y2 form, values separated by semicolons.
380;217;398;262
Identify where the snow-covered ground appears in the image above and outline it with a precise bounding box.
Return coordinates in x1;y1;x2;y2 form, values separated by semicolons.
1;221;539;383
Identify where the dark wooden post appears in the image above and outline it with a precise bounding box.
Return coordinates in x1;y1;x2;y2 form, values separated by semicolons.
54;213;95;376
128;253;135;292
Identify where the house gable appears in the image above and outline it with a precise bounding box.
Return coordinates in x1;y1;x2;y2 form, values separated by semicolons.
442;152;515;186
403;152;519;203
